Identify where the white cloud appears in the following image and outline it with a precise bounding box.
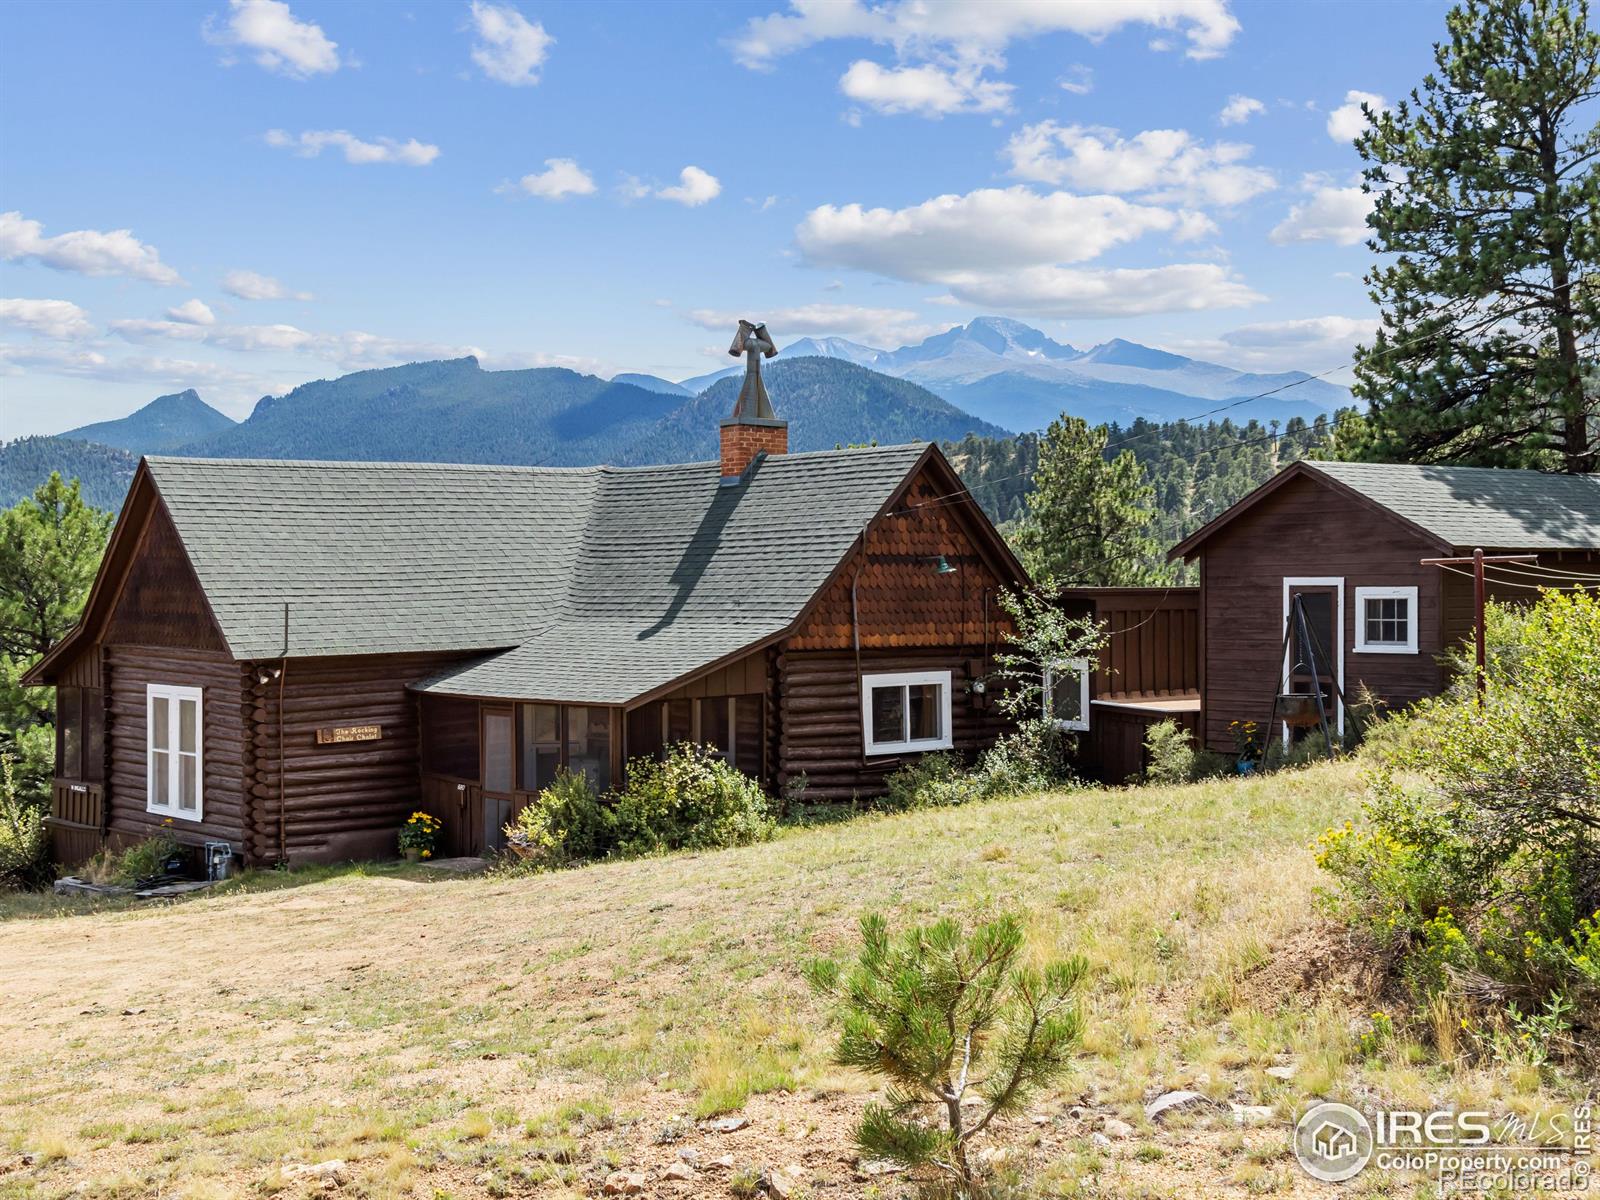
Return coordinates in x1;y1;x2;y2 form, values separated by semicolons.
685;303;931;345
798;187;1180;275
165;299;216;326
0;211;183;286
203;0;340;78
794;185;1260;317
467;1;552;86
264;129;440;166
0;298;93;340
1059;64;1094;95
1171;313;1377;372
656;166;722;207
1222;314;1375;352
731;0;1241;68
1327;89;1384;143
1003;122;1274;207
500;158;596;199
221;269;312;301
839;60;1012;116
107;312;485;372
1269;178;1373;244
0;342;271;395
943;263;1262;318
1218;94;1264;125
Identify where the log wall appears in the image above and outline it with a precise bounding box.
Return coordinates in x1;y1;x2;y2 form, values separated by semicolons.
775;648;1008;801
104;643;247;850
243;651;467;865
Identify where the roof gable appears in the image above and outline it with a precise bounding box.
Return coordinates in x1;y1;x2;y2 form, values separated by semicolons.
1171;460;1600;560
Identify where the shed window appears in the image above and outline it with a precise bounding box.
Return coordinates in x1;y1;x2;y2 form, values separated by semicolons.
1354;587;1418;654
1044;659;1091;732
862;671;953;757
56;686;102;782
147;684;202;821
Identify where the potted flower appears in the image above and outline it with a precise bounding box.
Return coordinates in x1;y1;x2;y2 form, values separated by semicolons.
1229;719;1261;775
398;811;442;862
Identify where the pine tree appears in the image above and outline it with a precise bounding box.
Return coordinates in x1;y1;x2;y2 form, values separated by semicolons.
1351;0;1600;472
1010;416;1162;586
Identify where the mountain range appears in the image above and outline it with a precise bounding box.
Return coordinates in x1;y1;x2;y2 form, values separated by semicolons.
5;316;1350;510
664;316;1348;432
3;355;1005;506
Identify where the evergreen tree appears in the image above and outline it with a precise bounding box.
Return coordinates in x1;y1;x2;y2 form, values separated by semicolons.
1350;0;1600;472
0;474;112;802
1010;416;1162;587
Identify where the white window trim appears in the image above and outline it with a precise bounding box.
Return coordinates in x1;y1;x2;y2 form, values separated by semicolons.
861;670;954;757
1044;658;1091;732
1282;577;1344;742
147;683;203;822
1353;585;1419;654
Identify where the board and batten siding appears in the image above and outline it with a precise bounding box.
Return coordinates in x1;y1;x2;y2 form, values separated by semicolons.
1195;472;1445;752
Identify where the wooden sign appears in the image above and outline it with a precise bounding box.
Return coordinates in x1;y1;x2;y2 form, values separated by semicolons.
316;724;382;745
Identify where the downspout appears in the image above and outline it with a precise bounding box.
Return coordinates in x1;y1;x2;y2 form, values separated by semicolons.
851;521;868;765
278;602;288;865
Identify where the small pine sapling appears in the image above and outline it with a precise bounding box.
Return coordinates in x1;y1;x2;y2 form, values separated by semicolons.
806;913;1087;1192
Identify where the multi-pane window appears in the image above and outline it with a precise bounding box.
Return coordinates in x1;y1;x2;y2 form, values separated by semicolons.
624;696;766;775
1354;586;1418;654
861;671;953;756
147;684;202;821
55;686;104;783
1043;659;1091;732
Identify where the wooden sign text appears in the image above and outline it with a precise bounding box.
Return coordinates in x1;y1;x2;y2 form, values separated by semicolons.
316;724;383;745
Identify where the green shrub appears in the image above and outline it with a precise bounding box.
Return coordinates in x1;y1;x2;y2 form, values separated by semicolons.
110;831;181;886
881;751;981;810
504;768;610;870
973;719;1075;796
610;743;775;857
1142;719;1195;785
1318;591;1600;1035
0;753;49;891
806;912;1086;1190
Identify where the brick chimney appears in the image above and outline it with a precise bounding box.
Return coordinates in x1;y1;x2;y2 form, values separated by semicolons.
720;415;788;481
720;319;786;483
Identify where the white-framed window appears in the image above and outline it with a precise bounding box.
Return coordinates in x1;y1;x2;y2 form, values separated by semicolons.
147;684;203;821
861;670;953;756
1044;659;1091;731
1354;586;1418;654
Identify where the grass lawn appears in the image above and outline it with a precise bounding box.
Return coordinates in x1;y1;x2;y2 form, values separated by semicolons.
0;762;1589;1198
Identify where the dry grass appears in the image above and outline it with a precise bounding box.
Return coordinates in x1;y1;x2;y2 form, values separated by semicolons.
0;761;1590;1198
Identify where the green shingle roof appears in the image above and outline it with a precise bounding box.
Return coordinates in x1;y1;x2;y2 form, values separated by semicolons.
1302;461;1600;551
145;444;932;704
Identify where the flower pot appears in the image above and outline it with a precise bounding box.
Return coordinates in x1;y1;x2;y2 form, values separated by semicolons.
1235;759;1256;776
404;847;420;863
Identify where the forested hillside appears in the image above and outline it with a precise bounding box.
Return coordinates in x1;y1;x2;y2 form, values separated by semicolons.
0;437;139;509
626;357;1009;463
945;411;1354;562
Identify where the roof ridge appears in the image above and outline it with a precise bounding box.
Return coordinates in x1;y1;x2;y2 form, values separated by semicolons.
144;441;930;475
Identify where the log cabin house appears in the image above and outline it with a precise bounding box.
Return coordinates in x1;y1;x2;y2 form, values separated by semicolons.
1169;460;1600;754
27;403;1033;867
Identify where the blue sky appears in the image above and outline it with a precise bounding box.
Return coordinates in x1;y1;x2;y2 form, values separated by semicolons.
2;0;1452;435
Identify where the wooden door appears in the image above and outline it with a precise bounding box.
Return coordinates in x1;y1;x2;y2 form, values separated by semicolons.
480;706;514;855
1286;586;1338;709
